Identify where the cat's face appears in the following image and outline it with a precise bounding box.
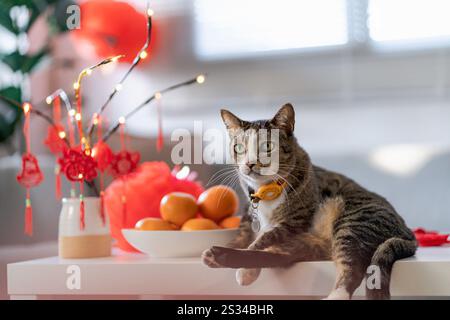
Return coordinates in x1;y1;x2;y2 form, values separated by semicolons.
221;104;296;185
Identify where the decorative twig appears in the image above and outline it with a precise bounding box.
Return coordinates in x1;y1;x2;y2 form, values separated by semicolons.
0;94;99;196
87;7;154;141
0;94;70;146
102;74;206;142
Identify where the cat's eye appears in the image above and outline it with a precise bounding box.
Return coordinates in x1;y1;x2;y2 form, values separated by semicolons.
260;141;275;153
233;143;246;155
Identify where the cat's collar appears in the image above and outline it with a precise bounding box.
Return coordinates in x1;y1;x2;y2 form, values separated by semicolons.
249;180;286;202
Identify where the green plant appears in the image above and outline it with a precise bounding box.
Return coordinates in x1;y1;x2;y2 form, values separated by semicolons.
0;0;74;144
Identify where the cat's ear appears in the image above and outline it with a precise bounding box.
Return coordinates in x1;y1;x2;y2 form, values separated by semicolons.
220;109;245;129
271;103;295;134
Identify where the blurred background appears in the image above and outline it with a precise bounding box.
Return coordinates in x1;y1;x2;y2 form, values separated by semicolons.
1;0;450;298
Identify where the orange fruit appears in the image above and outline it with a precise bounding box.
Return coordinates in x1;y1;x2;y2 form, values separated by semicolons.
181;218;219;231
219;216;241;229
135;218;178;231
198;185;239;222
160;192;198;227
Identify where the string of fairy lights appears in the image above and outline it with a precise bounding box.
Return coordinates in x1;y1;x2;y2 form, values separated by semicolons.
0;5;206;194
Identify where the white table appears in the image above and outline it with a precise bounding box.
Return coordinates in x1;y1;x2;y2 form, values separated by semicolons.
7;246;450;300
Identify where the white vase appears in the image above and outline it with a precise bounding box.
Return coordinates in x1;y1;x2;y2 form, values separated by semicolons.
58;197;111;258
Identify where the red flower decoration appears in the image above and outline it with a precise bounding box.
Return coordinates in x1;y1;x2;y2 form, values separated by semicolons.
109;150;140;177
72;1;150;64
16;153;44;188
59;148;98;182
44;124;67;155
92;141;113;172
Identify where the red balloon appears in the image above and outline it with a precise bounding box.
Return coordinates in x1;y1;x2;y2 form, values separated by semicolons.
72;0;149;63
104;162;204;252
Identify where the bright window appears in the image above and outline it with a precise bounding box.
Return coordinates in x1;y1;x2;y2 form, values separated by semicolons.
194;0;348;59
368;0;450;44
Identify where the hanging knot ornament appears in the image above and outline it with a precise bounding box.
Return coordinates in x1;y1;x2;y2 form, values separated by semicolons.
44;124;68;155
16;103;43;236
17;153;44;189
59;148;98;182
92;140;113;172
109;150;140;178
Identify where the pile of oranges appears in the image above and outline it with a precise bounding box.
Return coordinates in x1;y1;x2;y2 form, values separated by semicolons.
134;185;241;231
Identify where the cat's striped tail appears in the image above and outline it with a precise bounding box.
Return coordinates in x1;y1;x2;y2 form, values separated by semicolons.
366;237;417;300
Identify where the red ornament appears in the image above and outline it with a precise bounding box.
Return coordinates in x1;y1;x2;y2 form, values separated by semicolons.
44;124;67;155
72;1;150;64
109;150;140;178
59;148;98;182
92;141;113;172
17;153;44;189
413;228;450;247
104;162;204;251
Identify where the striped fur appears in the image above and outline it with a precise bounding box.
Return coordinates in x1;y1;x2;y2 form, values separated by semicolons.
202;103;417;300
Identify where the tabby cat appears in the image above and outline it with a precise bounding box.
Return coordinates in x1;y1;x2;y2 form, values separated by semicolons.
202;103;416;300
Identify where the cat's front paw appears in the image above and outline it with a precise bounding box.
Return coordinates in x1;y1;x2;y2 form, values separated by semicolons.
236;268;261;286
201;248;224;268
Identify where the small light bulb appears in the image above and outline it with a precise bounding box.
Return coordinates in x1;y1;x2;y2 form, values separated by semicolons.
58;131;66;139
80;137;86;144
111;55;123;63
147;8;154;16
155;92;162;100
118;116;126;124
78;173;83;179
115;83;123;91
86;69;92;76
73;82;80;90
196;74;205;84
45;96;52;104
139;50;148;59
23;103;31;114
69;109;76;117
75;113;82;121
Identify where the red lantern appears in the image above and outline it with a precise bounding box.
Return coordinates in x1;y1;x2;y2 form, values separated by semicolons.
72;0;151;64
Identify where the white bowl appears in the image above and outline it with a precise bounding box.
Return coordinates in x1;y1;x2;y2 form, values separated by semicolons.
122;228;239;258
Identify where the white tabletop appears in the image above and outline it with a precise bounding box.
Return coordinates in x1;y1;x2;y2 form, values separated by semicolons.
7;246;450;299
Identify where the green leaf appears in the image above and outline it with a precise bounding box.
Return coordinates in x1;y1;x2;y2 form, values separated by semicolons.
1;51;25;71
0;86;22;143
21;47;49;73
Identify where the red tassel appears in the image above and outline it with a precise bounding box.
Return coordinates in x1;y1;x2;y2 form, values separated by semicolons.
100;190;106;226
24;191;33;236
79;183;85;230
55;164;62;200
156;99;163;152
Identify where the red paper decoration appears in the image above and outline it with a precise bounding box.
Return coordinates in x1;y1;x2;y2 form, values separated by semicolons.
59;148;98;182
72;1;150;64
104;162;204;251
414;228;450;247
109;150;140;178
